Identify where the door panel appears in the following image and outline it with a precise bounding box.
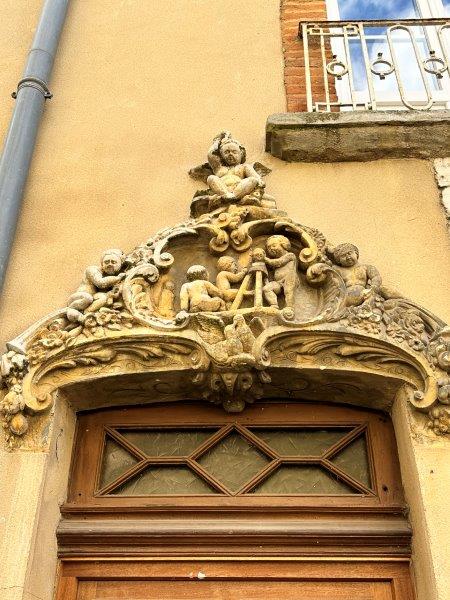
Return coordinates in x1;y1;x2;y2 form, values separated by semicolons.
78;580;393;599
58;560;415;600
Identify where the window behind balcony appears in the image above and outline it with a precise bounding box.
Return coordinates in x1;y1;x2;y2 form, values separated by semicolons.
299;0;450;110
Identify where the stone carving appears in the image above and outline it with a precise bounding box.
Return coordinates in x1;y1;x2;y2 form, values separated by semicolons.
428;405;450;435
216;256;247;307
263;235;299;309
206;131;264;203
0;350;30;447
329;243;381;307
209;208;253;253
157;280;176;318
195;313;259;366
66;249;126;325
180;265;226;313
193;368;271;414
189;132;275;217
2;131;450;447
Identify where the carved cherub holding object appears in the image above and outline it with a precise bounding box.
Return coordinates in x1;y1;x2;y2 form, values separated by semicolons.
66;249;126;324
189;132;272;210
330;243;382;307
263;235;299;308
216;256;247;306
180;265;225;313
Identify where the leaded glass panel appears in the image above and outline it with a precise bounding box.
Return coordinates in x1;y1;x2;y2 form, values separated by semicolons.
99;437;139;489
117;428;216;457
98;424;372;496
251;466;355;495
112;466;218;495
197;432;270;492
331;435;371;488
252;428;350;456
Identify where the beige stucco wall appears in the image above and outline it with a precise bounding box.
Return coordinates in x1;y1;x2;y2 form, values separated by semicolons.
0;401;75;600
0;1;449;600
393;397;450;600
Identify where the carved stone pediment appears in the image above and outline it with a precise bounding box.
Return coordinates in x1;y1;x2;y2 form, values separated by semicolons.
1;132;449;448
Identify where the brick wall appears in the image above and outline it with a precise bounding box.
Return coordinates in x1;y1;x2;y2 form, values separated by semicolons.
281;0;336;112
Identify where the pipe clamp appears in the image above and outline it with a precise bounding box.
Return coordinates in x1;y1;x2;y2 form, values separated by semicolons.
12;77;53;100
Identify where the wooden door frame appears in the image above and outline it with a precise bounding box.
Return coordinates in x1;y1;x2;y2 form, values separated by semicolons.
56;558;416;599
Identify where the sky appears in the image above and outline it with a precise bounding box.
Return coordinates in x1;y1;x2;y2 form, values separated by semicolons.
337;0;419;20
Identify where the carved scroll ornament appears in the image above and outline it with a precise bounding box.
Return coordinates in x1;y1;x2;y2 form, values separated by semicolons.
1;132;449;448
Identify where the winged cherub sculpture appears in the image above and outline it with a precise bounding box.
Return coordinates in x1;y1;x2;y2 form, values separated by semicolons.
189;131;275;213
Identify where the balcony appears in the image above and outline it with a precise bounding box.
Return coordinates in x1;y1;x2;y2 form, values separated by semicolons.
300;18;450;112
266;18;450;162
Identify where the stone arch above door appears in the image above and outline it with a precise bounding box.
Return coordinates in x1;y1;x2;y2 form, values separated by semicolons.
1;131;449;449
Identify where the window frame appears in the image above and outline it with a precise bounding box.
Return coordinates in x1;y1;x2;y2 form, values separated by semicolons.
64;401;406;516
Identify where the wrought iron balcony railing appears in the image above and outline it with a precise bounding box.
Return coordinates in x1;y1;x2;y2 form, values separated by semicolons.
299;18;450;112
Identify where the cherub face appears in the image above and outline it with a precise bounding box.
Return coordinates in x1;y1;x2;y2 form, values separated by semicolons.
252;248;265;261
220;142;241;166
102;254;122;275
229;260;238;273
266;238;286;258
336;249;358;267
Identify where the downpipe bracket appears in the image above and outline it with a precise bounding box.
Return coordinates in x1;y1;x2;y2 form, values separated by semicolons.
11;77;53;100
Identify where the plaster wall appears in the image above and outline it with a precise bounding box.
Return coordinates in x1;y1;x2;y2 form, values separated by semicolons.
393;398;450;600
0;2;449;600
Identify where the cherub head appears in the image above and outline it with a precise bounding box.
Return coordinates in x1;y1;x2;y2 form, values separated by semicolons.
217;256;238;274
186;265;209;282
266;235;291;258
252;247;265;262
219;135;246;166
333;243;359;267
101;249;124;275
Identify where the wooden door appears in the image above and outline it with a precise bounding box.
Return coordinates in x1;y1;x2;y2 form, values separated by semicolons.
57;403;415;600
57;560;415;599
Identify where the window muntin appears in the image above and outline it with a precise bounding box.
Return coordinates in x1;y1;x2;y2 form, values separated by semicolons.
66;401;404;513
98;424;372;497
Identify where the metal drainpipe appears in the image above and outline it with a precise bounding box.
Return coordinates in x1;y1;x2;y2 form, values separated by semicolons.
0;0;70;291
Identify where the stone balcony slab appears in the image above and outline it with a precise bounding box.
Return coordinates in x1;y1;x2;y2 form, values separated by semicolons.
266;110;450;162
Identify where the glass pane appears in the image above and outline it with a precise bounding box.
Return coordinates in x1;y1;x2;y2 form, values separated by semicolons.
337;0;420;20
112;466;218;495
346;29;436;96
197;432;270;492
252;428;350;456
117;428;217;456
331;435;371;488
99;437;139;489
251;466;355;495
